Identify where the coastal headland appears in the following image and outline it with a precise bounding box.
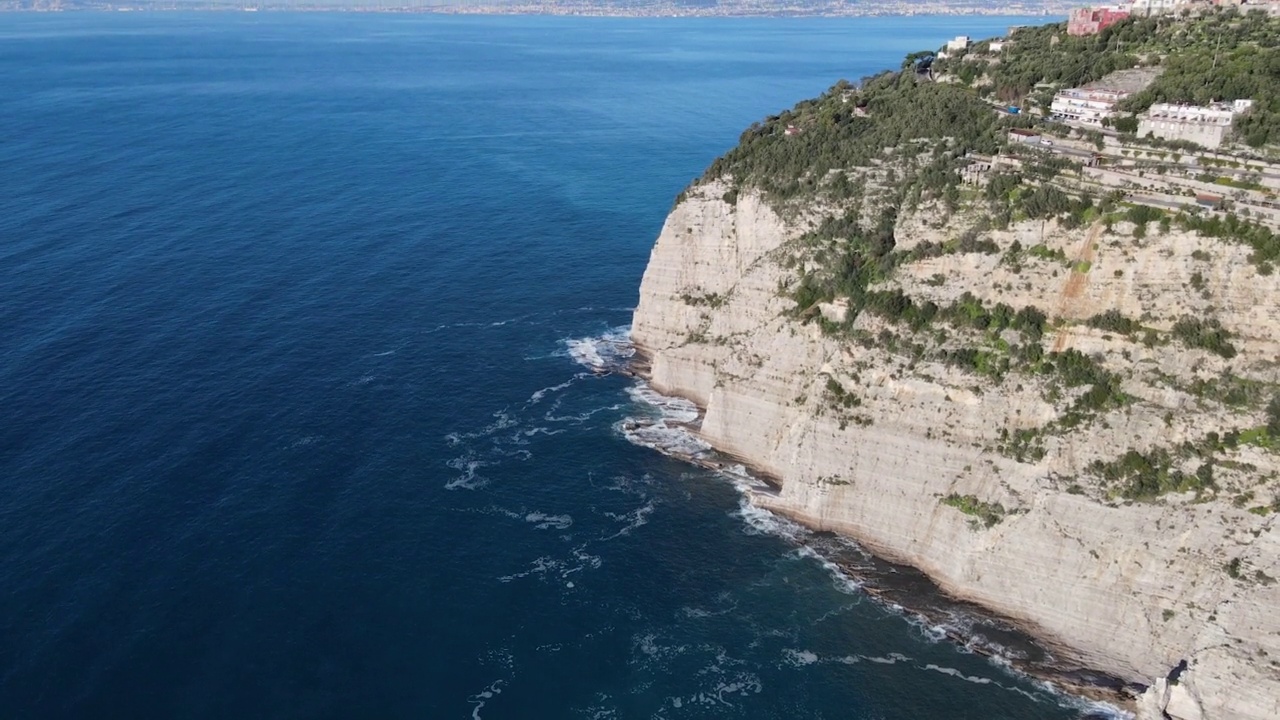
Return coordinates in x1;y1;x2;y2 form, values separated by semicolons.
632;8;1280;720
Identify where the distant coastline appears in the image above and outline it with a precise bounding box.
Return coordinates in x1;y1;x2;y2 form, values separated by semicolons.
2;2;1072;18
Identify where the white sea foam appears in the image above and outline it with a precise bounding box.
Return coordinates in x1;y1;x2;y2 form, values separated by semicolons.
545;402;625;425
734;498;803;541
522;426;567;438
597;500;654;541
498;544;601;583
869;653;911;665
922;663;995;685
632;633;690;663
679;595;738;619
497;555;563;583
617;382;710;461
564;545;602;575
1066;699;1134;720
710;675;763;706
467;680;504;720
423;316;532;337
625;382;698;422
445;456;492;490
1022;676;1135;719
563;325;634;373
525;512;573;530
782;649;820;667
445;409;519;446
792;544;864;595
527;374;586;405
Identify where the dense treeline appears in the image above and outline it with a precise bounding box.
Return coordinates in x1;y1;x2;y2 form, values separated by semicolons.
934;19;1152;105
703;72;1001;203
1178;212;1280;273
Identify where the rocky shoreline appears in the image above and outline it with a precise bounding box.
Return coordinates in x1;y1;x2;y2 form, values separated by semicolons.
627;347;1143;715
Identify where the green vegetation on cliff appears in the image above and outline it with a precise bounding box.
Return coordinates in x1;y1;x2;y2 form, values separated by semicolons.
682;8;1280;505
704;74;999;205
940;493;1007;528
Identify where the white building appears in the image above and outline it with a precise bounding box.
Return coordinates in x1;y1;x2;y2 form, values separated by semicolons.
989;40;1007;52
946;36;971;52
1050;88;1130;127
1129;0;1187;16
1137;100;1254;149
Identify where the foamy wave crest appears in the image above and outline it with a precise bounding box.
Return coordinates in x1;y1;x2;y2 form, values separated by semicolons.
1064;698;1134;720
564;326;633;373
625;382;698;422
1023;676;1135;720
618;382;709;458
735;498;805;541
793;545;864;594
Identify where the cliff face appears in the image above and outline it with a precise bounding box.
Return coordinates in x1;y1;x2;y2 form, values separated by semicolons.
632;181;1280;720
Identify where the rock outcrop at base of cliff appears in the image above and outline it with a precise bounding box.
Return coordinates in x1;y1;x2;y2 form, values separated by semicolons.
632;181;1280;720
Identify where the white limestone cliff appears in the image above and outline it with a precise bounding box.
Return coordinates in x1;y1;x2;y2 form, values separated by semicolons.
632;181;1280;720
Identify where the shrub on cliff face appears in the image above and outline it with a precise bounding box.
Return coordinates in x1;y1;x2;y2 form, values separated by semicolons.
1086;310;1142;336
1171;316;1237;359
940;493;1007;528
1090;448;1217;501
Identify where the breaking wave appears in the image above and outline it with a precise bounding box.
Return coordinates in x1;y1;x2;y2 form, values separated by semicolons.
563;325;633;374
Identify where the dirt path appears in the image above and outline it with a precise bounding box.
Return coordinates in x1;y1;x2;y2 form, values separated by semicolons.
1051;221;1103;352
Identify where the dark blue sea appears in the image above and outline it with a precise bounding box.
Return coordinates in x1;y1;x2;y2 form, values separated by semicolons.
0;12;1122;720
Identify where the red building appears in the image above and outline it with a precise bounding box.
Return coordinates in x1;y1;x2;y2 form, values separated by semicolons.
1067;6;1131;36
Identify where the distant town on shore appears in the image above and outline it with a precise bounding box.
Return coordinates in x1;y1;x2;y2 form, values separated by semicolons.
3;0;1072;16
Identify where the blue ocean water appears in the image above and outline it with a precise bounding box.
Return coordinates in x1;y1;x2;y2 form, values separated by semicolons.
0;12;1119;720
